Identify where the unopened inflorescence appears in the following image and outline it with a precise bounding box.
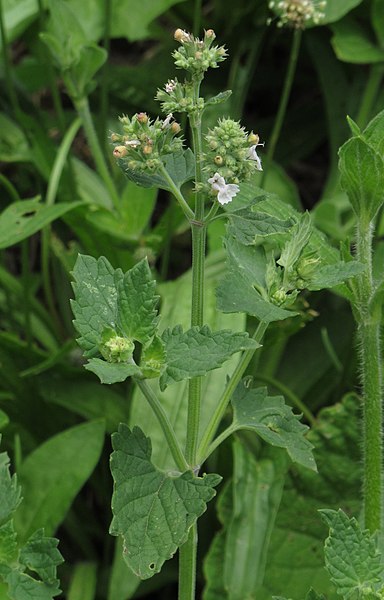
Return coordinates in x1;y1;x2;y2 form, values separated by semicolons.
269;0;326;28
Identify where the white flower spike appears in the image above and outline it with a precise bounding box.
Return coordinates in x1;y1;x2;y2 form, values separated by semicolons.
208;173;240;205
247;143;264;171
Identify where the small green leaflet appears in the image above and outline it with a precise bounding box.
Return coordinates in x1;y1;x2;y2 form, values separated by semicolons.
84;359;141;384
159;325;260;390
320;509;384;596
231;381;316;471
0;452;21;523
307;261;364;290
109;425;221;579
277;212;312;271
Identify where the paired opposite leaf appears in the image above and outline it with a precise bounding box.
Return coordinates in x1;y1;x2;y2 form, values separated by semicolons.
122;149;195;191
110;425;221;579
320;509;384;596
231;381;316;471
159;325;260;390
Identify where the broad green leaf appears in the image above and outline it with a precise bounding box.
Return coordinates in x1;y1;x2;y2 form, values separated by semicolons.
71;254;121;357
0;113;30;163
159;325;260;390
84;358;140;384
117;258;159;344
204;442;287;600
321;0;363;24
41;0;88;69
331;18;384;64
320;509;383;596
39;375;128;434
372;0;384;47
0;452;22;524
14;420;105;541
70;44;107;96
339;136;384;220
110;0;185;41
109;425;221;579
227;206;293;245
231;381;316;470
4;568;62;599
1;0;41;45
0;198;83;249
122;149;195;191
307;261;364;290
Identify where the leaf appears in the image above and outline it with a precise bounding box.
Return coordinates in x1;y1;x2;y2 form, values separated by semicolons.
84;358;140;384
109;425;221;579
227;206;293;246
0;113;30;163
19;529;62;585
0;198;83;249
67;562;97;600
0;452;22;524
41;0;88;69
362;108;384;157
339;136;384;220
203;442;287;600
1;0;40;45
320;509;383;596
159;325;260;390
117;258;159;344
307;261;364;290
320;0;363;25
14;421;105;541
205;90;232;106
231;381;316;470
331;17;384;64
372;0;384;47
4;568;62;600
122;149;195;191
71;254;120;357
70;44;108;96
277;212;312;270
110;0;185;41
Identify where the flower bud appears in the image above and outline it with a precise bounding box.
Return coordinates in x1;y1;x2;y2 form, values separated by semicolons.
171;122;181;134
205;29;216;39
113;146;128;158
214;155;224;165
137;112;148;124
143;144;153;155
174;28;192;43
248;132;260;144
110;133;121;142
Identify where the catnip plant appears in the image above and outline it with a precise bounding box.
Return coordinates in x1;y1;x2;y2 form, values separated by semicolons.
70;26;379;599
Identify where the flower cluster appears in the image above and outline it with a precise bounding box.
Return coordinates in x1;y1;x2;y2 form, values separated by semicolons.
156;77;204;114
111;112;183;172
268;0;326;28
202;118;264;204
172;28;227;74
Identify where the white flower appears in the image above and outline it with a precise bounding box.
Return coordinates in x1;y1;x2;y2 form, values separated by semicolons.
165;79;177;93
247;143;264;171
124;139;141;147
162;113;173;129
208;173;240;205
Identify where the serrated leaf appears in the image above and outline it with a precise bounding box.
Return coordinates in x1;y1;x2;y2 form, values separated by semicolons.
4;568;61;600
0;521;18;564
71;255;121;358
231;381;316;470
320;509;383;596
109;425;221;579
122;149;195;191
0;452;22;525
307;261;364;290
116;258;159;344
339;136;384;220
19;529;63;585
140;335;166;378
362;108;384;156
159;325;260;390
84;358;140;384
227;207;294;245
0;198;82;249
277;212;313;270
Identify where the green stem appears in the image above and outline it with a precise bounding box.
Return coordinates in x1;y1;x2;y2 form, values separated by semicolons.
261;27;301;187
179;77;205;600
134;378;188;472
98;0;112;146
193;0;203;36
356;64;384;129
197;321;268;464
178;526;197;600
355;219;382;533
72;95;120;210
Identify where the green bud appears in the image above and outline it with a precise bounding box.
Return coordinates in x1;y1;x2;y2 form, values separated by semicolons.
99;328;135;363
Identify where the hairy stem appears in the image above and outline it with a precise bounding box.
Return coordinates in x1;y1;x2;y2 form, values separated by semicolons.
355;219;383;533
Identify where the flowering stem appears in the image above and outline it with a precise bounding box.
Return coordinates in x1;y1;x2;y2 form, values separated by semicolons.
197;321;268;465
260;27;302;187
134;378;188;473
354;218;383;533
179;76;205;600
159;164;195;221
